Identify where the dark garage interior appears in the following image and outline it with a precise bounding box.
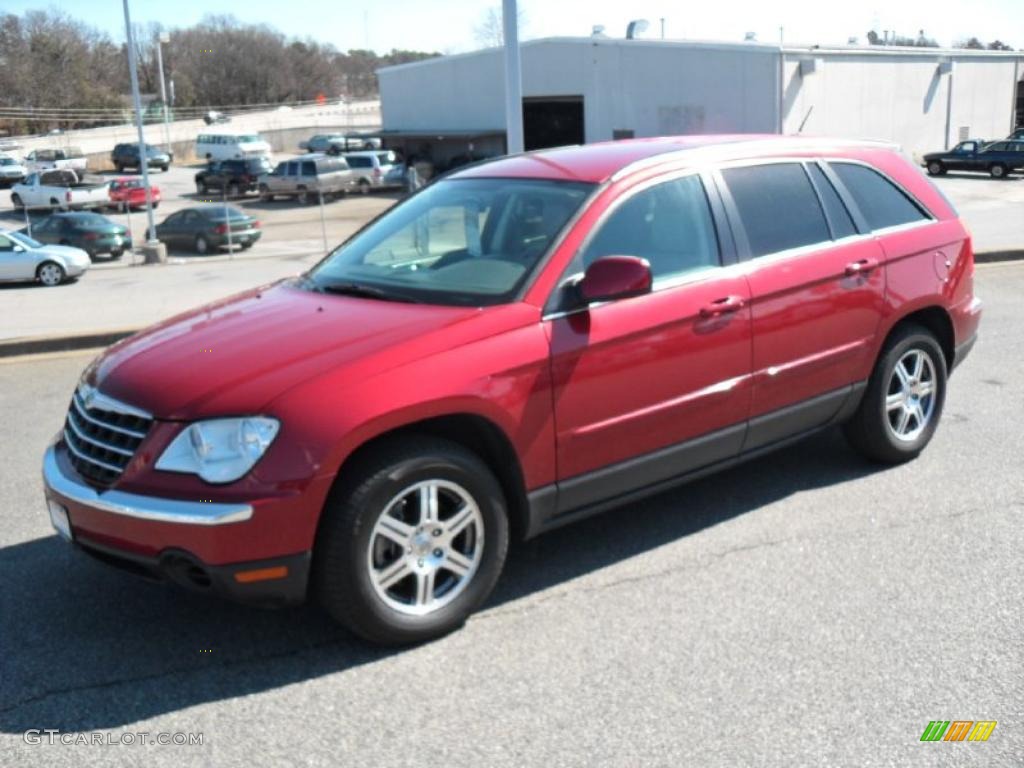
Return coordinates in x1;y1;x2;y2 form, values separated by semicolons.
523;96;584;150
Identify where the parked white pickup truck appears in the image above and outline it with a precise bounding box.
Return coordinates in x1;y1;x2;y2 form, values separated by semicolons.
23;147;88;173
10;170;110;211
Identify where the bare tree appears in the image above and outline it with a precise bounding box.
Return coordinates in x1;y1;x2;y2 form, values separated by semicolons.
474;6;527;48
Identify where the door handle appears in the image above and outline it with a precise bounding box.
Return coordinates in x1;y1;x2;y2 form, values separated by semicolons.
699;295;746;318
844;257;879;276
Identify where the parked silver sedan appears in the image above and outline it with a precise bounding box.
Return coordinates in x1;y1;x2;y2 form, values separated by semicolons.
0;229;91;286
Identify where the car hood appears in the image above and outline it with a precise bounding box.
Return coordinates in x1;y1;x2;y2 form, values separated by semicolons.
39;244;90;264
87;280;494;420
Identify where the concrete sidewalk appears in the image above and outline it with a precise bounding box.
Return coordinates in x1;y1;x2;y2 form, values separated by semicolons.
1;251;319;351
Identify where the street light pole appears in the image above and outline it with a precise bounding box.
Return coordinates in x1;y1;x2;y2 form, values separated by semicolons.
122;0;158;251
501;0;524;155
156;31;171;154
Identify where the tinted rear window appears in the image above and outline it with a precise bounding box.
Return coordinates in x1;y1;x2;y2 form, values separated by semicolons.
346;156;372;168
302;160;317;175
722;163;830;257
808;164;857;239
830;162;928;231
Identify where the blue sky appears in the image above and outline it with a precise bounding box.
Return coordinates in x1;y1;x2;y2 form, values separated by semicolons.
5;0;1023;53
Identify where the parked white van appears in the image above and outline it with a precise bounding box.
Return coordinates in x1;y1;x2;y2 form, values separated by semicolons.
195;133;272;162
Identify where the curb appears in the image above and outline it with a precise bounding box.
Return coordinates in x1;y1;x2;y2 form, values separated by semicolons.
0;329;137;359
974;249;1024;264
2;249;1023;360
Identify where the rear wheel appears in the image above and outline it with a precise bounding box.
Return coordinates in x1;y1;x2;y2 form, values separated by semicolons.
194;235;210;255
926;160;945;176
990;163;1007;179
357;178;371;195
314;437;509;645
296;186;309;205
11;193;23;209
160;165;169;172
37;261;65;287
259;184;274;202
196;181;208;195
228;183;240;198
843;324;947;464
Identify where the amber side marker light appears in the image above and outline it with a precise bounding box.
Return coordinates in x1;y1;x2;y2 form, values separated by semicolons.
234;566;288;583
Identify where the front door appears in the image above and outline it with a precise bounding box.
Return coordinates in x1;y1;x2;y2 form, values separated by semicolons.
547;173;753;513
0;234;37;280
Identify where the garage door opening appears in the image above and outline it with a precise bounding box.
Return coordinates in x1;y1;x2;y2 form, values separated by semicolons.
523;96;584;151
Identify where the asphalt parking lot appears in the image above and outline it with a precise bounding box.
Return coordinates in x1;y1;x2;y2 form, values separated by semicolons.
0;161;398;265
0;261;1021;767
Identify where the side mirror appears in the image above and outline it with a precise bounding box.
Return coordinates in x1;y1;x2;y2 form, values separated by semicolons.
13;245;25;253
577;255;652;304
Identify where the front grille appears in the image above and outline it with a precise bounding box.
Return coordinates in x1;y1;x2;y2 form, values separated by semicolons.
63;386;152;489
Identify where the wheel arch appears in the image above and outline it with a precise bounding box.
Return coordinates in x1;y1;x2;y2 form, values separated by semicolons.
882;305;955;372
327;412;531;542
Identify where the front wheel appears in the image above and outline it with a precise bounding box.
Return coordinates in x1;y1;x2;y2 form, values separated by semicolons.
313;437;509;645
11;193;23;209
37;261;66;287
296;186;309;205
926;161;945;176
259;184;273;202
228;183;240;198
843;324;947;463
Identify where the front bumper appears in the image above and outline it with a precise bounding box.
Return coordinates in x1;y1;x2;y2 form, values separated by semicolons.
42;445;311;606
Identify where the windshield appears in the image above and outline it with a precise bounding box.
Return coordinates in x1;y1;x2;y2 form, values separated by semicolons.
9;231;43;249
306;178;594;306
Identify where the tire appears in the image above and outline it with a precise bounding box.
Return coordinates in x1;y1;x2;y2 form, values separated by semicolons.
11;193;23;210
110;248;124;259
313;437;510;645
49;198;60;209
990;163;1007;179
926;161;945;176
114;163;124;173
194;235;210;255
357;178;370;195
228;183;240;199
197;182;208;195
36;261;65;287
161;165;169;172
843;323;947;464
240;241;253;250
296;186;309;205
259;184;273;202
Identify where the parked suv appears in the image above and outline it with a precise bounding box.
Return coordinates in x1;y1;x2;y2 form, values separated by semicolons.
343;150;404;191
258;154;357;203
194;157;273;197
110;143;172;172
42;136;981;645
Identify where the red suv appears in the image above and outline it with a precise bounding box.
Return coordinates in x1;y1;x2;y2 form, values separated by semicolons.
43;136;982;644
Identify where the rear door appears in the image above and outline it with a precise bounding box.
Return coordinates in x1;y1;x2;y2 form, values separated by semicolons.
546;172;753;512
716;160;886;450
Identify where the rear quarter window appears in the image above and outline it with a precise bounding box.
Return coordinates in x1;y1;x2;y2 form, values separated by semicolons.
829;162;929;231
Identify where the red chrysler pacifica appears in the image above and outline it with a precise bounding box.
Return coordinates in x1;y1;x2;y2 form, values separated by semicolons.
43;136;982;644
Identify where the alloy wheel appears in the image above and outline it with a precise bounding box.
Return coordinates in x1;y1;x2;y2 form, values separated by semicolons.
38;263;64;286
366;479;484;616
885;349;937;442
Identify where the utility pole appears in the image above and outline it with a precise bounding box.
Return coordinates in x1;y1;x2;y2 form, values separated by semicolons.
156;31;171;154
123;0;164;262
502;0;524;154
660;18;665;39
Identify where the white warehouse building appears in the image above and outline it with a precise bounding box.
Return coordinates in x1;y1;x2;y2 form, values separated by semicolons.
377;37;1023;169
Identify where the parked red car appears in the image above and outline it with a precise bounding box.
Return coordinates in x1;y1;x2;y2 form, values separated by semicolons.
43;136;981;644
108;177;161;211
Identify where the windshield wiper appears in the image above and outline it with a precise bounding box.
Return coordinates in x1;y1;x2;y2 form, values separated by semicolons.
315;281;421;304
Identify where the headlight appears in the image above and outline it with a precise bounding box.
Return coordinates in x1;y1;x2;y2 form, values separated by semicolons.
155;417;280;484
